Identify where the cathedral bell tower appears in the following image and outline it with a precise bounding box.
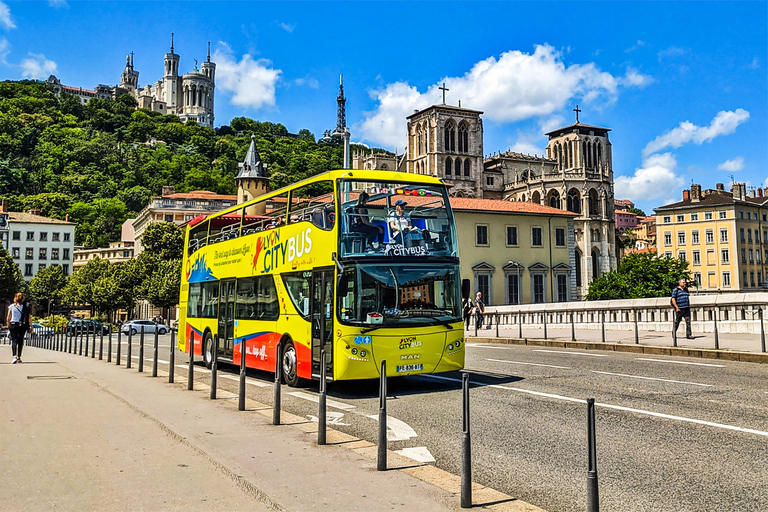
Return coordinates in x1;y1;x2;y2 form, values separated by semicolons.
163;33;180;110
119;52;139;92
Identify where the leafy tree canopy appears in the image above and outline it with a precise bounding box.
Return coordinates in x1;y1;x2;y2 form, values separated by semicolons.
29;264;67;311
0;246;25;303
629;207;647;217
141;221;184;260
586;252;692;301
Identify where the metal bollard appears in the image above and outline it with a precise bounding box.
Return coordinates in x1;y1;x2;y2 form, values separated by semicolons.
495;312;500;337
138;326;145;373
210;335;218;399
116;329;122;365
187;332;194;390
91;324;96;358
99;327;104;360
318;348;327;445
169;329;175;384
713;308;719;350
474;313;478;337
461;372;472;508
126;328;132;369
377;360;387;471
571;311;576;341
107;329;112;363
601;310;606;343
152;328;159;377
273;343;282;426
543;312;548;340
672;314;677;348
634;309;639;344
760;308;766;353
238;335;246;410
518;311;523;339
79;325;84;356
586;398;600;512
85;325;90;357
68;328;72;353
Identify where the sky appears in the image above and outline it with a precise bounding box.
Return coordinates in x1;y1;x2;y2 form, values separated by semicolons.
0;1;765;215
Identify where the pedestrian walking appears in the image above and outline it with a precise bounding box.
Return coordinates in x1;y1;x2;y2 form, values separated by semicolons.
672;278;692;339
6;292;31;363
474;292;485;330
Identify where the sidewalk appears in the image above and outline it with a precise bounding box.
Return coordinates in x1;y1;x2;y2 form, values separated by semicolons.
0;344;542;512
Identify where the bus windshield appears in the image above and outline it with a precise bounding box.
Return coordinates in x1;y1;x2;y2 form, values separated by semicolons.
338;179;458;259
338;263;461;327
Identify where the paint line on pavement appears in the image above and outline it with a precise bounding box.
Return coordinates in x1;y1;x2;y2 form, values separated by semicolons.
288;391;356;410
635;358;725;368
533;349;609;357
466;344;515;350
590;370;713;387
218;374;271;388
395;446;436;463
364;414;418;441
420;373;768;438
486;358;571;369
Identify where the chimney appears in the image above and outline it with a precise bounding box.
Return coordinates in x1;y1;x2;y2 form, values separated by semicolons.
716;183;724;192
29;209;41;216
65;214;70;223
162;186;176;197
682;190;690;201
749;187;756;198
759;188;764;198
690;184;702;202
0;199;6;213
731;183;746;201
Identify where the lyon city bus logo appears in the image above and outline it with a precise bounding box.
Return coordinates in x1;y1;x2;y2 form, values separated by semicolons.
252;227;313;274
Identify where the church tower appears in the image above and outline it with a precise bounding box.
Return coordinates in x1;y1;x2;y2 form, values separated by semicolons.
405;85;484;197
162;34;180;110
200;42;216;117
236;135;269;215
119;53;139;92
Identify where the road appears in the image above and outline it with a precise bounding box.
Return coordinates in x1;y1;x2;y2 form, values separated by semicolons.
39;333;768;511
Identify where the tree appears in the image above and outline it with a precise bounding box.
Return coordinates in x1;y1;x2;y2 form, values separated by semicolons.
586;252;692;300
0;246;25;303
141;221;184;260
629;207;647;217
144;259;181;320
29;265;67;313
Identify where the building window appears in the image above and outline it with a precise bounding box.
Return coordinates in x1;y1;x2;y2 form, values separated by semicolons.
11;247;19;259
677;214;685;222
751;272;756;287
532;227;543;246
707;249;715;265
26;231;34;241
757;231;762;244
51;248;59;260
665;251;673;259
557;274;568;302
691;213;699;221
705;229;714;244
507;273;520;305
741;248;747;263
743;270;748;286
740;211;744;219
749;249;754;263
445;157;452;175
63;248;70;260
52;232;60;241
664;232;672;246
464;159;470;177
692;230;700;244
723;272;731;287
705;212;713;220
64;233;70;242
678;232;686;245
476;225;489;246
722;249;730;264
758;250;762;264
678;251;686;262
764;213;767;222
39;232;47;241
62;264;69;276
24;264;33;277
693;272;701;286
12;231;20;240
506;226;518;246
532;274;545;303
663;216;671;224
555;228;566;247
486;176;495;186
25;248;33;260
719;211;726;219
38;264;46;271
476;274;490;304
748;229;753;244
740;228;745;243
692;250;701;265
759;272;764;287
39;248;47;260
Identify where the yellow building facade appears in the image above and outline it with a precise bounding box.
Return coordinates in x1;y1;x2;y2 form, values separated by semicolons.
655;183;768;292
451;197;576;305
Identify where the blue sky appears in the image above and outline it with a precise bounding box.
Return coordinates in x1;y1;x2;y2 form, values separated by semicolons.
0;1;765;215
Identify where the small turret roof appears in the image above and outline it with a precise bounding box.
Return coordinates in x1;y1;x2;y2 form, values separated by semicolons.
236;135;269;180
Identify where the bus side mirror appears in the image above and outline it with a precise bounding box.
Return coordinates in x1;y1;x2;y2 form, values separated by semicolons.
462;279;470;300
337;273;349;294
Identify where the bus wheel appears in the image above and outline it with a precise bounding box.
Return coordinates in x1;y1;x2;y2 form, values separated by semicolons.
282;340;301;387
202;332;213;369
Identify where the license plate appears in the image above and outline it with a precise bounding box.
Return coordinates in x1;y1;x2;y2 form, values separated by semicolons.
396;364;423;373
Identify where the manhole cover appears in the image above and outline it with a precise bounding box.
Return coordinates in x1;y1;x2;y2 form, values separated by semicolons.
27;376;75;380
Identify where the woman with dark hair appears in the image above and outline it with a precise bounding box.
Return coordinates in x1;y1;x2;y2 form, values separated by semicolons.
350;192;384;251
6;292;28;363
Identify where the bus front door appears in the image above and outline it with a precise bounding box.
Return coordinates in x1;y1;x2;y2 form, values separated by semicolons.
218;279;236;361
311;268;334;379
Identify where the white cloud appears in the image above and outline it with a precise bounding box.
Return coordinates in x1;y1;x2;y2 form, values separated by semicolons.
0;37;9;64
625;40;647;53
20;53;57;79
658;46;687;62
277;21;295;33
642;108;750;157
212;43;281;110
621;67;654;87
615;153;684;201
294;76;319;89
359;44;649;148
717;157;745;172
748;57;760;70
0;1;15;29
509;141;544;156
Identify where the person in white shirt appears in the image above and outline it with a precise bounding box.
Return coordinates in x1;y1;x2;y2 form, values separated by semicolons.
6;292;28;363
388;200;418;244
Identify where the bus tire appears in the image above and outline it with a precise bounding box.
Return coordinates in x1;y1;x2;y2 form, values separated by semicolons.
202;332;213;369
282;340;302;387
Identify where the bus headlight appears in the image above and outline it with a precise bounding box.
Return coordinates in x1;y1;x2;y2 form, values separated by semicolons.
351;348;358;355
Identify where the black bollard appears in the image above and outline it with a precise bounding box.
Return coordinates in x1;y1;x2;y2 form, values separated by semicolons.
586;398;600;512
495;312;500;337
672;314;678;348
571;311;576;341
543;312;548;339
85;324;90;357
377;360;387;471
91;324;96;358
601;310;606;343
210;335;218;399
126;328;132;369
187;332;194;390
318;348;327;445
518;311;523;338
169;329;175;384
634;309;639;344
152;327;159;377
79;325;84;356
138;326;145;373
713;308;719;350
99;327;104;360
461;372;472;508
273;343;282;426
760;308;766;353
68;328;72;353
238;336;246;410
107;329;112;363
116;329;122;365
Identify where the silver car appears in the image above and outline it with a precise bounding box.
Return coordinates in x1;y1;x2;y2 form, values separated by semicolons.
121;320;169;336
31;323;54;340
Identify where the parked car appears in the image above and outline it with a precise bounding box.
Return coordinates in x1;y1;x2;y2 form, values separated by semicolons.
66;319;110;336
31;323;54;340
0;327;7;343
121;320;169;336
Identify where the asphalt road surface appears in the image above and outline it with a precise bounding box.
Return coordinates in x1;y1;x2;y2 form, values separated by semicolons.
50;333;768;512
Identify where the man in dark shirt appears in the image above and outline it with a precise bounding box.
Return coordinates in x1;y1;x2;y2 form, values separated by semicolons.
672;278;692;339
474;292;485;330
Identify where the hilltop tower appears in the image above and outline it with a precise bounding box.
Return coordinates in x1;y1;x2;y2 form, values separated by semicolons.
162;33;180;110
236;135;269;215
119;52;139;92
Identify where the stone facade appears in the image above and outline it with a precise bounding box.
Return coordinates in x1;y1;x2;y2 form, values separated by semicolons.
351;150;398;171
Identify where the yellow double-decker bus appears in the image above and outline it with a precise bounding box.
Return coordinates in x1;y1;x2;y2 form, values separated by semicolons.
178;169;466;386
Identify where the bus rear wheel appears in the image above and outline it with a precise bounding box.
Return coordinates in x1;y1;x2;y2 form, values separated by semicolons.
202;332;213;369
282;340;302;387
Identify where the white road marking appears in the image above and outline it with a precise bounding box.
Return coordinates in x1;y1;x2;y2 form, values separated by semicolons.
219;374;271;388
590;370;713;387
365;414;419;441
533;349;608;357
307;412;350;426
635;358;725;367
288;391;356;410
395;446;435;463
421;374;768;438
486;358;570;369
466;344;515;350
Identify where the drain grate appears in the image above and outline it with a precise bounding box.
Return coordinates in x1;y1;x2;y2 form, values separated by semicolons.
27;375;75;380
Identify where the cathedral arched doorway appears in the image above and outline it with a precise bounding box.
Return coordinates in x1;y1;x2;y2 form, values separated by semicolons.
567;189;581;214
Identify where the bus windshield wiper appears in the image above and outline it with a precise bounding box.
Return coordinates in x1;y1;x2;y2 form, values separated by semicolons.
361;324;387;334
